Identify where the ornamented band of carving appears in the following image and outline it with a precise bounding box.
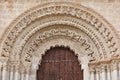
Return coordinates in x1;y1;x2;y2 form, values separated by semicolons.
0;2;119;65
13;18;103;61
89;58;120;72
24;29;96;62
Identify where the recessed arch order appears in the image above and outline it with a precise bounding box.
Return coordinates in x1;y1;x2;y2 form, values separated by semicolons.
0;2;120;67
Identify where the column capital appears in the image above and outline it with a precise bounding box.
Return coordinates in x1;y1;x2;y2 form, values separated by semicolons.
110;60;119;71
10;60;21;72
24;62;31;74
9;65;14;72
0;57;8;63
19;64;26;74
89;65;96;73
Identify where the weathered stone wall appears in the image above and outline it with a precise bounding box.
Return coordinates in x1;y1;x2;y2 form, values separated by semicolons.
0;0;120;39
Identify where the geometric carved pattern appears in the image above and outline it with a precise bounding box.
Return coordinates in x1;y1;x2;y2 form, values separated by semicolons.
0;2;120;66
24;29;95;62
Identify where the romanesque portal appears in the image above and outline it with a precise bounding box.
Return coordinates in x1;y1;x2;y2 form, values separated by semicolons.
0;2;120;80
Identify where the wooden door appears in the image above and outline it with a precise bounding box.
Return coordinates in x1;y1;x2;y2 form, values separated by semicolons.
37;47;83;80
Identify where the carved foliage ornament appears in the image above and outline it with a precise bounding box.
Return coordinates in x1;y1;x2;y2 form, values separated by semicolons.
0;2;119;62
24;29;95;62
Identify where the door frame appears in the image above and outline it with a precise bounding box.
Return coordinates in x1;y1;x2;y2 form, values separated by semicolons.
37;46;84;80
30;42;90;80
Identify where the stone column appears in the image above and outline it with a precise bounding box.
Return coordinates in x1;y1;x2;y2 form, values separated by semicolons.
82;64;90;80
107;65;111;80
89;66;95;80
101;65;106;80
21;69;25;80
30;56;40;80
0;62;2;80
30;69;37;80
17;64;26;80
6;66;10;80
14;65;20;80
0;57;8;80
107;69;111;80
118;62;120;80
81;56;90;80
96;68;100;80
90;71;94;80
24;62;31;80
112;69;118;80
10;65;14;80
25;70;30;80
111;62;118;80
2;63;7;80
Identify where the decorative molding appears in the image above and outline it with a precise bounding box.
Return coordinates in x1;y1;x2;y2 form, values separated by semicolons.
0;2;119;66
24;29;96;62
0;2;120;80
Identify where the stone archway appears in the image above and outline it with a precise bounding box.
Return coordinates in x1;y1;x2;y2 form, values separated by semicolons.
0;2;120;80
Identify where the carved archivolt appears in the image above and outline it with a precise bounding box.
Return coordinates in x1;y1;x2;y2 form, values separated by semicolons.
23;28;97;62
0;2;120;66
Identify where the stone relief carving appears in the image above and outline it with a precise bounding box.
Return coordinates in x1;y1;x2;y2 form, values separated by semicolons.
23;29;96;62
9;16;104;63
0;2;119;67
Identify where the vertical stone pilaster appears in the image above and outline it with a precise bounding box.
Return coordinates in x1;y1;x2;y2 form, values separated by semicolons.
107;65;111;80
83;64;90;80
15;72;19;80
25;69;30;80
9;60;21;80
21;71;25;80
0;62;2;80
81;56;90;80
119;62;120;80
107;69;111;80
10;65;14;80
89;65;95;80
30;56;40;80
111;61;118;80
19;67;25;80
90;71;95;80
24;62;31;80
0;57;8;80
96;67;100;80
101;66;106;80
2;63;7;80
112;70;118;80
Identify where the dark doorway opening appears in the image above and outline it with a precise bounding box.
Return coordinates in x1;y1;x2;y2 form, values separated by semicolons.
37;47;83;80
